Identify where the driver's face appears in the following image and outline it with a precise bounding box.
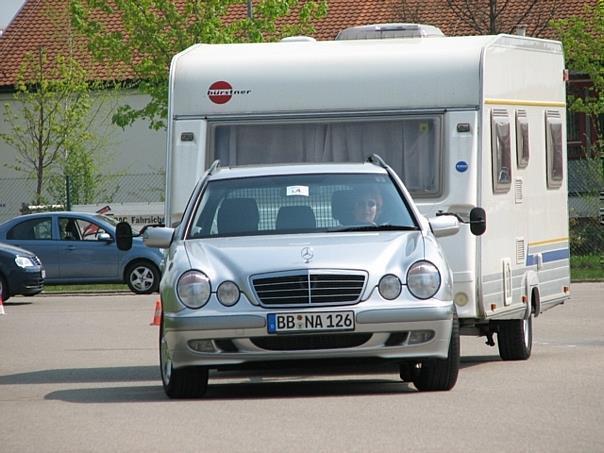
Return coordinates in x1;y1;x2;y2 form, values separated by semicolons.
353;197;378;223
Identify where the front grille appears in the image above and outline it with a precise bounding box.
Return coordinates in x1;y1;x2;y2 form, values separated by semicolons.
251;333;372;351
30;256;42;266
251;271;366;307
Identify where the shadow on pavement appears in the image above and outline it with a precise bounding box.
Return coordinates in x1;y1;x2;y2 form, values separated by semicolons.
44;377;416;403
0;366;159;385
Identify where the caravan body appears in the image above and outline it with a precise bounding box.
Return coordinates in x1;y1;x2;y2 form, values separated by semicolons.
165;30;570;341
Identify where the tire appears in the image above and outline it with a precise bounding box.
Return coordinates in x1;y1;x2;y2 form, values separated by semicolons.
160;316;208;399
412;317;460;391
497;316;532;361
125;260;160;294
0;273;8;302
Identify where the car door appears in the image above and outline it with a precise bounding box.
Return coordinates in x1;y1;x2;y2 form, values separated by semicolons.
57;216;119;280
4;216;60;279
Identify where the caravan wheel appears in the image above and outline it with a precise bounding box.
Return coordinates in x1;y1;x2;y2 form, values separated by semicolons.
497;316;533;360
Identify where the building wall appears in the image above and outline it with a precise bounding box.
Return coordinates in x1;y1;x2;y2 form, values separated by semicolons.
0;89;166;222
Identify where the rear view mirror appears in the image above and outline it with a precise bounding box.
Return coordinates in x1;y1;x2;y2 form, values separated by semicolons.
469;207;486;236
428;214;460;238
115;222;133;250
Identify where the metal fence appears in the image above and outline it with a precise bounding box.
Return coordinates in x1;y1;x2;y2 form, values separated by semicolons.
0;165;602;259
0;172;165;224
568;158;603;259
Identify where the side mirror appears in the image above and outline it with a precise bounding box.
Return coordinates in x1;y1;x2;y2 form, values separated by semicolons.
115;222;133;250
428;214;460;238
469;207;486;236
97;232;112;241
143;226;175;249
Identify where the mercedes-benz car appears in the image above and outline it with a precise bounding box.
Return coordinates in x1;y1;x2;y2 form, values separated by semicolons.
121;157;482;398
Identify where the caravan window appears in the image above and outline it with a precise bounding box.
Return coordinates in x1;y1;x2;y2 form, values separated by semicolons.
211;117;442;197
516;110;529;168
545;111;564;189
491;110;512;193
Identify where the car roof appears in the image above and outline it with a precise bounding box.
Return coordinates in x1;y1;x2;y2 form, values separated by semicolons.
0;211;105;226
208;161;388;180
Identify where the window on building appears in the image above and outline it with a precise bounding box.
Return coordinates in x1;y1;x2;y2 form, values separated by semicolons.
491;109;512;193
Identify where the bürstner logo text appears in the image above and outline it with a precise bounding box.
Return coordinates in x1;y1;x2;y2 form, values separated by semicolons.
207;81;251;104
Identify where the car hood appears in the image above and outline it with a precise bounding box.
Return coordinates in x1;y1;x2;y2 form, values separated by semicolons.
0;241;38;258
183;231;425;296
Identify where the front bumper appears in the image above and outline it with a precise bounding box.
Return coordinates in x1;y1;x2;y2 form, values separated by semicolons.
163;294;455;369
9;267;44;297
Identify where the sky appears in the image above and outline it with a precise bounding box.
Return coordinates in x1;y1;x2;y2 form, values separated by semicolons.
0;0;26;30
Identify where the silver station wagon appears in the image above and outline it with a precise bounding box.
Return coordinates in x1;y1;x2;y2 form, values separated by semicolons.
122;157;479;398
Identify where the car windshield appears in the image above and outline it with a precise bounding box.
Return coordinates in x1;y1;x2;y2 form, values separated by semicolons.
187;173;418;239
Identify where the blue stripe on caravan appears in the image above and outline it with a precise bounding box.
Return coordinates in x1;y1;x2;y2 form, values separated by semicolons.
526;248;570;266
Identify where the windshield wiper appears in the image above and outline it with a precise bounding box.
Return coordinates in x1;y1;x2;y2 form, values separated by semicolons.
328;224;419;233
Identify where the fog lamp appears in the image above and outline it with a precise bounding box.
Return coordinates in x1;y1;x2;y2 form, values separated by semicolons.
188;340;216;353
408;330;435;345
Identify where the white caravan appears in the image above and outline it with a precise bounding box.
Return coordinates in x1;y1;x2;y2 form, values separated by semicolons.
163;24;570;359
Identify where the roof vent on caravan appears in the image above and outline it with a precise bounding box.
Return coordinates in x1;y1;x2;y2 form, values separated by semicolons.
280;36;317;42
336;23;444;40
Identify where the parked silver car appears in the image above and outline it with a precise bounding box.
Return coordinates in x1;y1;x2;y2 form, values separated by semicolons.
120;158;482;398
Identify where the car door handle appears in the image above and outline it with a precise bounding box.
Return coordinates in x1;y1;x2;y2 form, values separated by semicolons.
66;245;77;251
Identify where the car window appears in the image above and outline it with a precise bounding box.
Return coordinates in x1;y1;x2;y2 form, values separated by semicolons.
7;217;52;240
187;173;417;238
59;217;110;241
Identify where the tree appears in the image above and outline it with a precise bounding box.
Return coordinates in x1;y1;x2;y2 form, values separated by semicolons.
551;2;604;155
70;0;328;130
0;49;107;206
399;0;563;37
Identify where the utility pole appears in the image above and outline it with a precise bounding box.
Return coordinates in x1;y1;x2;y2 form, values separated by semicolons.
247;0;253;19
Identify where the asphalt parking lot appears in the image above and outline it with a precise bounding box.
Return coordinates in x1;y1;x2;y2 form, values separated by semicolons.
0;282;603;452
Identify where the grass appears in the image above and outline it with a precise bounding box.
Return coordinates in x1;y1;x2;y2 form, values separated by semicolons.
43;283;129;293
571;254;604;281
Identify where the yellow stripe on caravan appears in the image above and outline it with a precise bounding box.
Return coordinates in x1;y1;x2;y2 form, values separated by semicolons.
484;99;566;107
528;237;569;247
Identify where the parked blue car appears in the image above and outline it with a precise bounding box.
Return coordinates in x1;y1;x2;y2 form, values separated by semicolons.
0;212;163;294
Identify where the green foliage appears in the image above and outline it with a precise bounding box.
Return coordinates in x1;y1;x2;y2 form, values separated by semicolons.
551;3;604;144
70;0;328;130
0;50;105;205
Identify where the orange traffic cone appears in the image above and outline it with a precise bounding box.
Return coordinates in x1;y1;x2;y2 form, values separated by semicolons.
150;300;161;326
0;295;5;316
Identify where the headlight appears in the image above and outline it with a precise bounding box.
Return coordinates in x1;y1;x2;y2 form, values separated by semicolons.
177;271;211;309
407;261;441;300
15;256;35;268
217;281;240;306
378;274;402;300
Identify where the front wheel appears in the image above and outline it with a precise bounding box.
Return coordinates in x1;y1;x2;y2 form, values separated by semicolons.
125;260;160;294
0;273;8;302
412;317;460;391
497;316;532;360
160;317;208;399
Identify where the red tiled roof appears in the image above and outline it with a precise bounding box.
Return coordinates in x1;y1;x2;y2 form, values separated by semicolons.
0;0;597;88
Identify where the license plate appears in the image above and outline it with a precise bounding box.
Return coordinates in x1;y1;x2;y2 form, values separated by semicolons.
41;270;46;278
267;311;355;334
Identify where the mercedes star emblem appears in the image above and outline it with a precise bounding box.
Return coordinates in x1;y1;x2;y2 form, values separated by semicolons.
301;246;314;263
